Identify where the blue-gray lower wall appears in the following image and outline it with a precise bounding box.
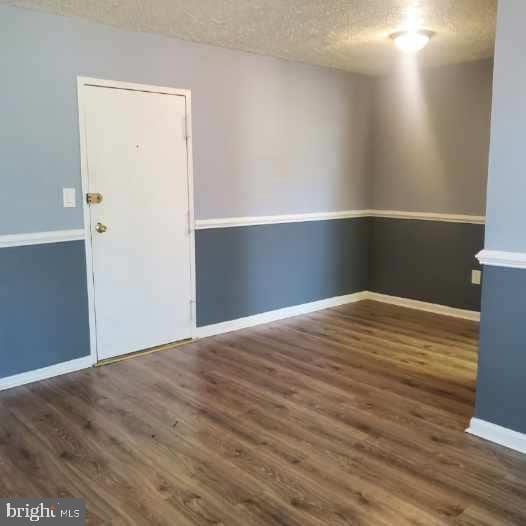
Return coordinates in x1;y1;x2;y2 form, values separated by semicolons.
195;218;369;326
475;266;526;434
0;241;91;378
369;218;484;311
1;217;484;379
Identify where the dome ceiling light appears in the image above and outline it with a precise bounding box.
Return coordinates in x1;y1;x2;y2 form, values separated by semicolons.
390;30;434;52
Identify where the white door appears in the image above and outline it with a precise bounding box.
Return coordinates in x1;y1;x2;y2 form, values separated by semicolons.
83;84;193;361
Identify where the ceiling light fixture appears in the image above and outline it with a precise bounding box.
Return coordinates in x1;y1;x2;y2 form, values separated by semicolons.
390;30;433;52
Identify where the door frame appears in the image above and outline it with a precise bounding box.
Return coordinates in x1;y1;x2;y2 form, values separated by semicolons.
77;76;197;364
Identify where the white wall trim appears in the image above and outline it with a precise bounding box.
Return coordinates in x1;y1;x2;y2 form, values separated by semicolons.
195;290;480;339
1;291;480;390
370;210;486;224
365;292;481;321
0;356;93;392
477;249;526;269
0;211;485;245
467;418;526;455
0;229;85;249
195;291;369;338
195;210;486;229
195;210;371;229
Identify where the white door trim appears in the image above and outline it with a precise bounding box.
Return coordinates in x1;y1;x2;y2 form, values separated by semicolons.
77;76;197;365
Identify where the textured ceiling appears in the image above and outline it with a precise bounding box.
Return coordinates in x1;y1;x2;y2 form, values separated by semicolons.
5;0;497;75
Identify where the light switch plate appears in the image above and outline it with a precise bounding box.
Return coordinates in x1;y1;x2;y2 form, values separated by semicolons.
471;269;482;285
63;188;76;208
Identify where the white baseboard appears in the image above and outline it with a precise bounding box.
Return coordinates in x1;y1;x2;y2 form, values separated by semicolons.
0;356;93;392
195;290;480;339
365;292;480;321
0;292;480;391
467;418;526;455
195;291;369;338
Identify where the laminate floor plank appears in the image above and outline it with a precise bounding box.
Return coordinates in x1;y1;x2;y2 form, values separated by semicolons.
1;300;524;525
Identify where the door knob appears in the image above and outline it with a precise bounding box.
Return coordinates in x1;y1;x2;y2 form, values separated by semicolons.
95;222;108;234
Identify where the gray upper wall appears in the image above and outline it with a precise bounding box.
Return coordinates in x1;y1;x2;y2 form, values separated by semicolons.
0;6;372;235
484;0;526;252
371;59;493;215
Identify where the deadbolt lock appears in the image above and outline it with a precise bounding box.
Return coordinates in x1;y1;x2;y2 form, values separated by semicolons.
87;192;103;205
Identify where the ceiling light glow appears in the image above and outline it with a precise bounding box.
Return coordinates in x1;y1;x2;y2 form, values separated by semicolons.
391;30;433;52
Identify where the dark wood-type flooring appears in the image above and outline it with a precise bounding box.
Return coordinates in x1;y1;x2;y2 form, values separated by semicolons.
1;300;525;525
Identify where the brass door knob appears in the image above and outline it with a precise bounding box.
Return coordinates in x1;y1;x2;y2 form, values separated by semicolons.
95;222;108;234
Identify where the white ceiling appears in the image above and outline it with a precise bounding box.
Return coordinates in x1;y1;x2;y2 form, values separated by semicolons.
5;0;497;75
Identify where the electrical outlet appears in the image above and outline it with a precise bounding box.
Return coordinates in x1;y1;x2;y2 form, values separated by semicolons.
471;269;482;285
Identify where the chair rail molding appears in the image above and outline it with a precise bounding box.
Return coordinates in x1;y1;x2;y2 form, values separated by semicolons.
195;210;486;229
0;229;85;249
370;210;485;224
195;210;370;229
477;249;526;269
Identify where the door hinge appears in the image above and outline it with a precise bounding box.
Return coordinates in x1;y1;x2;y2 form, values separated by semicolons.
183;116;189;141
187;210;192;234
189;299;195;321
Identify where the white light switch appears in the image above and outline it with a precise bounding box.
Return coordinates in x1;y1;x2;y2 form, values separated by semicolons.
471;270;482;285
63;188;76;208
